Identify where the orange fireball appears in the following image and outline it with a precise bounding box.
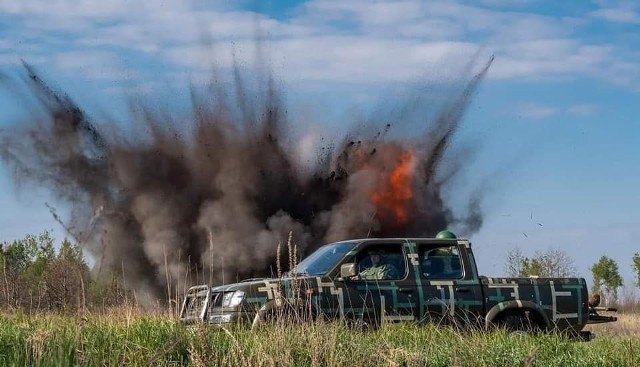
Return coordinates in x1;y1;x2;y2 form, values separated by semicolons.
370;150;416;225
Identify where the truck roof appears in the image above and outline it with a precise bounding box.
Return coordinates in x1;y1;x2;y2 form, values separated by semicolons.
333;237;471;246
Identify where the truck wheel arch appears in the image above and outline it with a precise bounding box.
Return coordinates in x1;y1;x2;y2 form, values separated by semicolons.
251;300;276;330
486;301;551;331
251;298;320;329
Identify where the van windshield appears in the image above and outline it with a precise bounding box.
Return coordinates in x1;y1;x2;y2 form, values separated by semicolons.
294;241;356;276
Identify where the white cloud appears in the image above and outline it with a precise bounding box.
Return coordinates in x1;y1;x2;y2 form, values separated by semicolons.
0;0;188;19
1;0;639;88
53;51;140;81
480;0;536;6
0;39;13;50
103;81;161;96
567;104;597;116
513;102;599;120
0;54;48;66
163;37;484;83
590;7;640;24
516;103;559;120
491;40;613;80
301;0;577;42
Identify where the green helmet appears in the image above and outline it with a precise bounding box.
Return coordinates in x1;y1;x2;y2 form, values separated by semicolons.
435;230;457;239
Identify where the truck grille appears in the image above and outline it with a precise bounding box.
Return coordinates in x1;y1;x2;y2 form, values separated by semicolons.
181;290;232;320
183;294;207;318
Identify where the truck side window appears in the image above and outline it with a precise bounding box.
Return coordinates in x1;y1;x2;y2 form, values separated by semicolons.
419;245;463;280
353;244;407;280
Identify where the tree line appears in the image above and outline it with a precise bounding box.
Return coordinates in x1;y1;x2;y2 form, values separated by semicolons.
2;229;638;312
0;231;131;312
506;247;640;306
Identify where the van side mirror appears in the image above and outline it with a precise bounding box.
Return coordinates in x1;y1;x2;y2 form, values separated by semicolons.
340;263;357;278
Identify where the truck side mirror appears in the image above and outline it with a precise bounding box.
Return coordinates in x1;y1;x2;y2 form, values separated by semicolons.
340;263;357;278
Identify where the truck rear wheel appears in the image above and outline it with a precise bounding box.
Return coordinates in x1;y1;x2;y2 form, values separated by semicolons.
346;315;380;332
497;312;542;336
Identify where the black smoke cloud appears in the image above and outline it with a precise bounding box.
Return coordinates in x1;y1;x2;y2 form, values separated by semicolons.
0;57;492;302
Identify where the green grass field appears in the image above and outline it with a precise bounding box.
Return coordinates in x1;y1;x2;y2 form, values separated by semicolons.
0;310;637;367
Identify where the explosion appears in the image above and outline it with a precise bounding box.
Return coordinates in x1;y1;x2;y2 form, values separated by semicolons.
370;149;416;226
0;55;493;302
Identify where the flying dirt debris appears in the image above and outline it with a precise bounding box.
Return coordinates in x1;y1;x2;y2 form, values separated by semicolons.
0;55;493;304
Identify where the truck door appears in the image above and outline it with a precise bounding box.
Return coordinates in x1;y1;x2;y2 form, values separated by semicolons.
341;240;416;326
413;240;484;327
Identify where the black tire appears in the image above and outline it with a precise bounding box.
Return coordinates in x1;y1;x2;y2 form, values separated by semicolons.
498;313;541;336
345;315;380;332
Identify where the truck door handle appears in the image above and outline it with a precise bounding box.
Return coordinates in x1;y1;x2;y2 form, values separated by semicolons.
398;288;413;293
455;287;470;293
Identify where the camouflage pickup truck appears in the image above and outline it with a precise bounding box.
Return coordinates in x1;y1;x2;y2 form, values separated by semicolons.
180;232;616;339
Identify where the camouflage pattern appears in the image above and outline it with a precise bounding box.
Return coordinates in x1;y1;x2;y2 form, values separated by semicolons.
358;264;398;280
180;238;608;333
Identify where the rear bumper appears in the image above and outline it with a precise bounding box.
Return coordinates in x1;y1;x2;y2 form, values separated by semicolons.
587;314;617;324
587;305;617;324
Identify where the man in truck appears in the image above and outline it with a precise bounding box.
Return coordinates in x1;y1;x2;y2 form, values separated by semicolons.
354;249;399;280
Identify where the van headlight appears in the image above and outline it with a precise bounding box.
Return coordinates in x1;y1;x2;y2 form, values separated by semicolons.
222;290;245;307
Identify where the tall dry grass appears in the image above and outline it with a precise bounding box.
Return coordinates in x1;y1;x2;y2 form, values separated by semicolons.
0;310;638;366
586;312;640;338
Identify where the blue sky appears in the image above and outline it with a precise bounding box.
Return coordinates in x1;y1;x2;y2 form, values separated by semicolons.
0;0;639;289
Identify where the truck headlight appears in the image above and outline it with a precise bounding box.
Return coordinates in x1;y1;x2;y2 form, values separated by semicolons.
222;290;245;307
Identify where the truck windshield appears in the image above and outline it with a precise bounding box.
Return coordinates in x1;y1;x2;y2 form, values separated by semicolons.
294;241;356;276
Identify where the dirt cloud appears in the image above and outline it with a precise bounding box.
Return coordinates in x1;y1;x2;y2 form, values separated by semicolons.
0;56;492;302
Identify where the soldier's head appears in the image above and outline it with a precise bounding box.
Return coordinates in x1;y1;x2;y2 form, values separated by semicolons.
367;249;383;265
